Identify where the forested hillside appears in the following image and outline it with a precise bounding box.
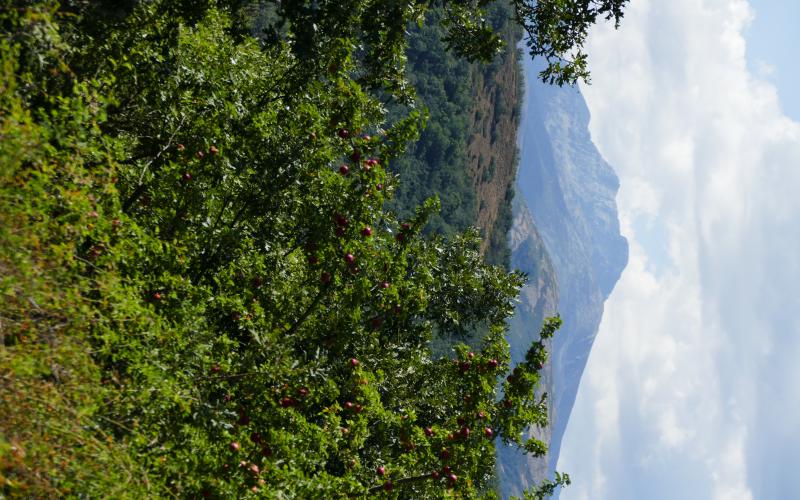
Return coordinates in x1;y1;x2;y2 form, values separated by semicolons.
390;1;523;268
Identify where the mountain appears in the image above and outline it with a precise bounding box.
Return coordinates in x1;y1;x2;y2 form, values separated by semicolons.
497;56;629;496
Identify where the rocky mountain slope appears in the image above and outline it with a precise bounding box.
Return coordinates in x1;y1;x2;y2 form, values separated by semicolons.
498;56;629;497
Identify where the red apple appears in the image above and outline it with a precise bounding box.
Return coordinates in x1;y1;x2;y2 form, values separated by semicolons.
484;427;494;438
349;358;359;367
401;222;410;231
298;387;309;397
354;404;364;414
152;292;162;301
361;226;372;237
440;449;451;460
424;427;434;437
182;172;192;182
376;183;383;191
383;481;393;491
339;164;349;175
177;143;185;151
442;466;452;474
112;219;122;227
487;359;499;369
377;466;385;476
280;397;296;408
196;150;205;159
350;150;361;162
211;364;221;374
229;441;240;452
468;352;475;359
503;399;513;408
381;281;390;289
477;411;486;419
460;427;470;439
344;253;355;264
249;464;260;474
431;470;441;479
209;145;219;155
335;226;346;237
344;401;354;410
338;128;349;139
448;473;457;484
250;432;262;444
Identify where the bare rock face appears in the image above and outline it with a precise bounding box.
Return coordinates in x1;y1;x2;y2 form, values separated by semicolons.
498;56;628;498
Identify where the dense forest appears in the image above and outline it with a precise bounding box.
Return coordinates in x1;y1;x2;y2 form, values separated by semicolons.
1;1;625;497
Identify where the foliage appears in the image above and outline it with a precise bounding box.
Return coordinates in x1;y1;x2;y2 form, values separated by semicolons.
0;0;624;497
510;0;630;85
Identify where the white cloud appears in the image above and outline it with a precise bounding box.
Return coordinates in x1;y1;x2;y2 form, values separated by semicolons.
558;0;800;498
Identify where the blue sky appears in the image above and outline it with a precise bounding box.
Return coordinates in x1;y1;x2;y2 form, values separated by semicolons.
558;1;800;499
745;0;800;120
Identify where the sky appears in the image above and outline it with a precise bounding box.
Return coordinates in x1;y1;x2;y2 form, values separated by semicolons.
557;1;800;499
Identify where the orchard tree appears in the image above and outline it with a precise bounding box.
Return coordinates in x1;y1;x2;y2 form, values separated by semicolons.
1;0;624;497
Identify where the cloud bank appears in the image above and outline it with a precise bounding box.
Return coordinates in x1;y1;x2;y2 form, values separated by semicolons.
558;1;800;498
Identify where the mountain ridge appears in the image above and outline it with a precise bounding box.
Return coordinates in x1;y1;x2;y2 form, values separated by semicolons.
498;56;628;496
